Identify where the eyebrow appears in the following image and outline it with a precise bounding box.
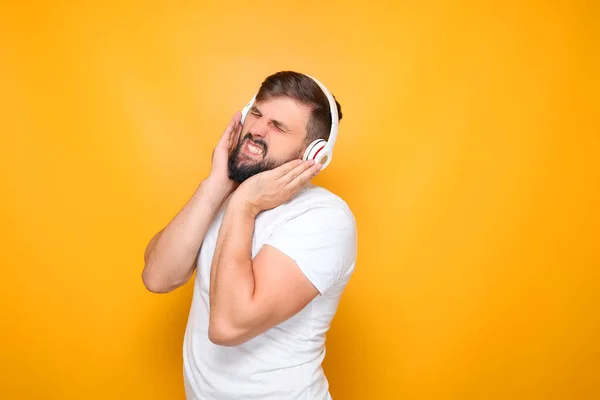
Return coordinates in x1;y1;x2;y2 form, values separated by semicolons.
251;106;291;132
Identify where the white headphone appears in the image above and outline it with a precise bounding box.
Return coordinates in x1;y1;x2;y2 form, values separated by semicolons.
240;74;339;170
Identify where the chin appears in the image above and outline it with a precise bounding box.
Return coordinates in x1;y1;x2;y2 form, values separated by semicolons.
228;156;270;183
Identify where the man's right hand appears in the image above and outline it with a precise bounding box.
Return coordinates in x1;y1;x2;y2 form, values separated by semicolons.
206;111;243;197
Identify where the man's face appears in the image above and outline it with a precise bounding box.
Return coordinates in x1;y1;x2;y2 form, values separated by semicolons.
228;96;311;183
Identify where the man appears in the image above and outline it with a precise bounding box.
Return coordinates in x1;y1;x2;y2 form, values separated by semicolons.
142;71;357;399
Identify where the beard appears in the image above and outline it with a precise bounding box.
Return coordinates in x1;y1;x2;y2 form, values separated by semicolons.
227;133;286;183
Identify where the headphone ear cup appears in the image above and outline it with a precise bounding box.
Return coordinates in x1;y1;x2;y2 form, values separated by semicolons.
303;139;326;162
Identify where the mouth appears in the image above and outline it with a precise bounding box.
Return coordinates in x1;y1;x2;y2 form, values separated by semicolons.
242;139;265;158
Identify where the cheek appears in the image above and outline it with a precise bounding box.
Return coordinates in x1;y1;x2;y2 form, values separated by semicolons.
266;137;306;160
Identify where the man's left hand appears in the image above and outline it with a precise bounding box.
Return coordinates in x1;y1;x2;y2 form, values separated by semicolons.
230;159;322;217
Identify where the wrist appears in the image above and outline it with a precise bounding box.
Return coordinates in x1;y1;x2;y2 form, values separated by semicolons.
197;177;234;207
229;191;260;219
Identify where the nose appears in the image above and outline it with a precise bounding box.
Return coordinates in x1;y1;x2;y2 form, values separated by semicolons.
246;115;269;139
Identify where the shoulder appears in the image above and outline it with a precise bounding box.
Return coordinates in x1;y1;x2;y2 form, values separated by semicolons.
272;183;356;233
262;183;357;267
261;184;357;294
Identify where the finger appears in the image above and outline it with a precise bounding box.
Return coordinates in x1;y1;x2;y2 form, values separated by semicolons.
285;161;321;187
219;112;241;146
281;159;316;183
228;116;243;155
272;158;305;178
222;113;238;137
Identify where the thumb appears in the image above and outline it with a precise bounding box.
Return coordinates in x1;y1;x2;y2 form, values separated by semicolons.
227;111;243;154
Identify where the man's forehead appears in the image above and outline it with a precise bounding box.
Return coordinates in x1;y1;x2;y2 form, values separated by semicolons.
255;98;310;119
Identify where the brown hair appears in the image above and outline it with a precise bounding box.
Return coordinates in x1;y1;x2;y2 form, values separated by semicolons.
255;71;342;144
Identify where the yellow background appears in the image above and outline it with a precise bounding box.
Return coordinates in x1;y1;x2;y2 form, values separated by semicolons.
2;1;598;399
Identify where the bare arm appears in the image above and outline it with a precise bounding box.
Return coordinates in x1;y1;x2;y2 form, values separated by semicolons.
208;159;323;345
142;111;242;293
142;178;232;293
208;196;320;345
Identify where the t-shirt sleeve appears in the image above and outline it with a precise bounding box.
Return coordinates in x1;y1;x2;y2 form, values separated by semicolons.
263;205;357;295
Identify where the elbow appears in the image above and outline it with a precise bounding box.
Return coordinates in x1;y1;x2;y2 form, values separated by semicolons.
141;265;176;294
208;317;248;346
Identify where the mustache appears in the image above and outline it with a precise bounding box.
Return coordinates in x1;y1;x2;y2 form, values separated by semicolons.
240;133;268;153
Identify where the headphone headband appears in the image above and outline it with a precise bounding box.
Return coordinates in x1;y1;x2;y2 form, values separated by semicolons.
303;74;339;152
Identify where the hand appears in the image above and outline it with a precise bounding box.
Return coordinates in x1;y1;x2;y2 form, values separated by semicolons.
206;111;243;194
232;159;322;216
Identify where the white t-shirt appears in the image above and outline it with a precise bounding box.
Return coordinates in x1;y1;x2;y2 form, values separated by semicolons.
182;182;357;400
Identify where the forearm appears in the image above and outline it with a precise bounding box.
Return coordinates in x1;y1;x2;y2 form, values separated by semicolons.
142;178;233;293
209;198;258;339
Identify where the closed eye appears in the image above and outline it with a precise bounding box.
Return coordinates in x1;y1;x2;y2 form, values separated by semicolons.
250;106;289;133
272;122;287;133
